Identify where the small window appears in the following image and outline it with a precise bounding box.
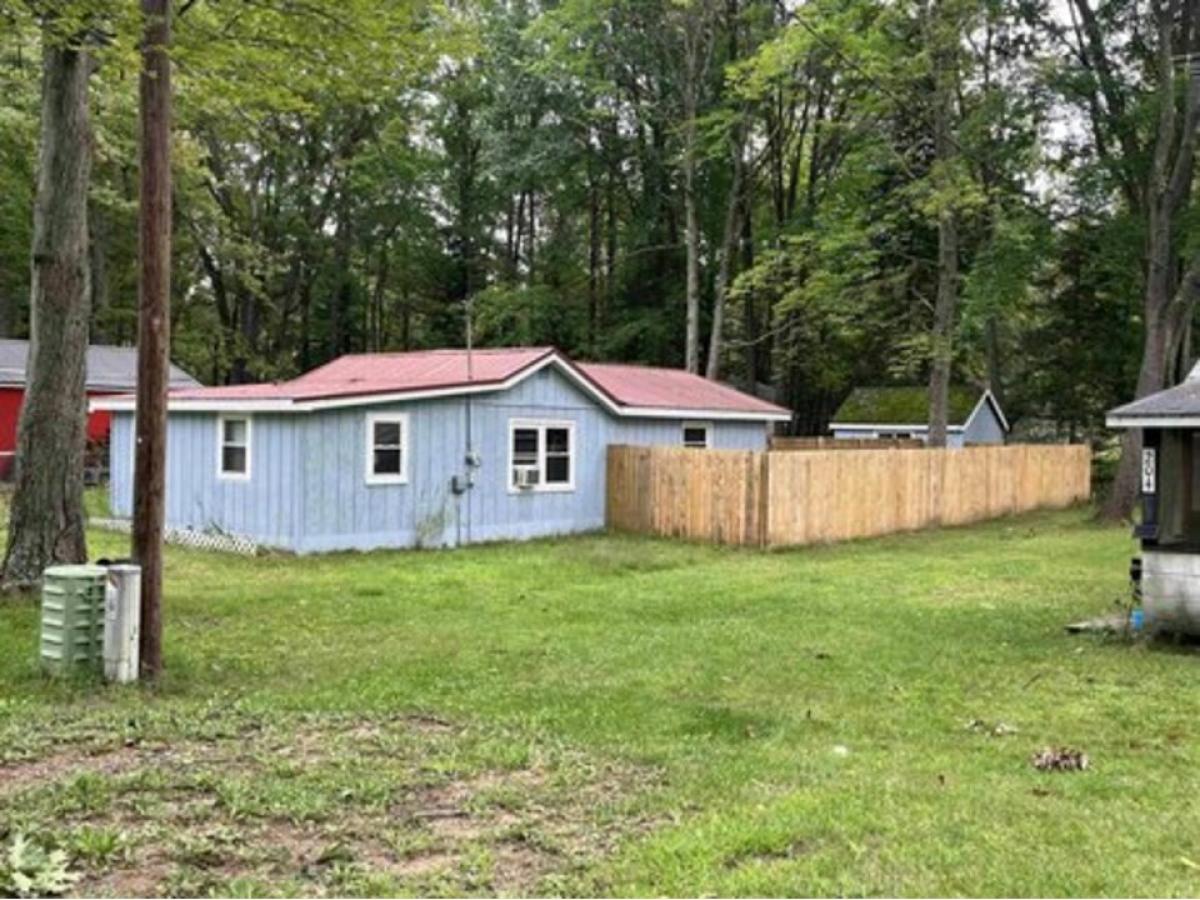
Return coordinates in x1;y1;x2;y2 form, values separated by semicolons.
545;427;571;484
218;416;251;480
682;421;711;449
365;413;409;484
509;419;574;492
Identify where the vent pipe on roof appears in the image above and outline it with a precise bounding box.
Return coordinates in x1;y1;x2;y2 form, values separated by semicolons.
1187;359;1200;383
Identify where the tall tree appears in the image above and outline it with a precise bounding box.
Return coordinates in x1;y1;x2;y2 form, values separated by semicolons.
1098;0;1200;518
925;0;963;448
132;0;171;677
676;0;719;373
1;18;93;589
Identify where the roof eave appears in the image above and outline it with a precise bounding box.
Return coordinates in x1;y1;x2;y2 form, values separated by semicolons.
616;405;790;422
1106;414;1200;428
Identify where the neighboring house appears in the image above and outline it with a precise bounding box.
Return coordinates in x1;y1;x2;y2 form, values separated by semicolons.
93;346;789;553
0;339;200;480
829;385;1008;448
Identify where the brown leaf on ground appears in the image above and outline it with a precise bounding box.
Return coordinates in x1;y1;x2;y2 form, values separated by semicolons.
1030;747;1089;772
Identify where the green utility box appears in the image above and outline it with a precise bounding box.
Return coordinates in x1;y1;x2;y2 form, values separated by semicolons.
40;564;108;675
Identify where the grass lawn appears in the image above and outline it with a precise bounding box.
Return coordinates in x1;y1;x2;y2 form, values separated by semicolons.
2;503;1198;897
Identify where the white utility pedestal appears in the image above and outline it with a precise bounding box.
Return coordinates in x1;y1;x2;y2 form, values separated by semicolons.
103;564;141;683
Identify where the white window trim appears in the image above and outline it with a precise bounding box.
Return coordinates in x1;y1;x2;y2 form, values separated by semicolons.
216;414;252;481
508;417;576;494
682;420;712;449
364;411;410;485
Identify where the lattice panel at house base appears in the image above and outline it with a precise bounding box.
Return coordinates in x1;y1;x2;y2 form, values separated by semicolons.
90;518;260;556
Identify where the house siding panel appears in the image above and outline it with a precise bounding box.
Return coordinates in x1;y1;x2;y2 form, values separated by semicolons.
962;403;1006;445
107;410;299;545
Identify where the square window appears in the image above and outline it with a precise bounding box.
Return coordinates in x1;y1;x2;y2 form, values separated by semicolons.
374;448;402;475
545;455;570;483
509;420;574;492
223;419;246;445
682;423;710;449
366;414;409;483
374;421;401;447
218;416;251;478
513;429;539;457
222;445;246;475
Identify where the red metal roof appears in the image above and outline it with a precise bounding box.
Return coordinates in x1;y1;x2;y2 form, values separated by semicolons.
123;347;787;418
577;362;788;416
164;347;555;403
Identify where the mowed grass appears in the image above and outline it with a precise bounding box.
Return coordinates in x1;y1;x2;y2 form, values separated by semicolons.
2;503;1199;896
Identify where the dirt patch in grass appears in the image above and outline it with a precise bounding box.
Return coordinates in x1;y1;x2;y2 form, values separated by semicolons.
0;710;660;897
0;746;145;799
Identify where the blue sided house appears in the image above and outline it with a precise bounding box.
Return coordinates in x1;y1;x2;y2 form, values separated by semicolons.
828;385;1008;447
94;347;790;552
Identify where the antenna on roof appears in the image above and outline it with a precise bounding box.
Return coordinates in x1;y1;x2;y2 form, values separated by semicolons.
465;294;474;383
460;292;479;546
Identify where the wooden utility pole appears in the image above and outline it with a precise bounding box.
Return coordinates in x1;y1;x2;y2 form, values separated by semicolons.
133;0;172;677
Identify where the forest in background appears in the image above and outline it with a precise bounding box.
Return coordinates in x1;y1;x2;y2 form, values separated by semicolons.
0;0;1194;441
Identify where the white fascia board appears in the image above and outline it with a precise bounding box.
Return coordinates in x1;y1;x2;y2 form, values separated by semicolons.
90;351;791;423
90;396;293;413
1106;415;1200;428
616;406;791;422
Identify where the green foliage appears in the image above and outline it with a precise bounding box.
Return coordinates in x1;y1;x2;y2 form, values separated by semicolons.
1;834;80;898
0;0;1180;437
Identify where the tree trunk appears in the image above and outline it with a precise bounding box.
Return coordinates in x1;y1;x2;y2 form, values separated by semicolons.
683;117;701;373
926;2;959;449
88;199;109;341
1100;0;1198;520
132;0;172;678
705;125;747;380
1;32;92;590
587;168;600;356
680;3;714;374
1104;311;1170;521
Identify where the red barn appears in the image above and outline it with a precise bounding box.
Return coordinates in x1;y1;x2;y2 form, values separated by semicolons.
0;339;200;480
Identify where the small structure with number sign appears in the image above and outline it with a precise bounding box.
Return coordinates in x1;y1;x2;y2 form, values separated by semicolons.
1108;365;1200;633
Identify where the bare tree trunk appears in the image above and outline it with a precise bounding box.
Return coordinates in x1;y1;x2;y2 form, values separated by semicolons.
89;199;109;340
1;32;92;590
683;135;701;373
587;167;600;356
705;126;746;380
679;2;714;374
1101;0;1198;520
132;0;172;677
926;1;959;449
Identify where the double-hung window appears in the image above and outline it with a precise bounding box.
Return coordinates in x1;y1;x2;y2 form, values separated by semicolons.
217;415;251;480
509;419;574;492
365;412;409;484
682;421;711;449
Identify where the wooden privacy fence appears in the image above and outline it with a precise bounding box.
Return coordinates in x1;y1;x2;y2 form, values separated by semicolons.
606;443;1091;548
